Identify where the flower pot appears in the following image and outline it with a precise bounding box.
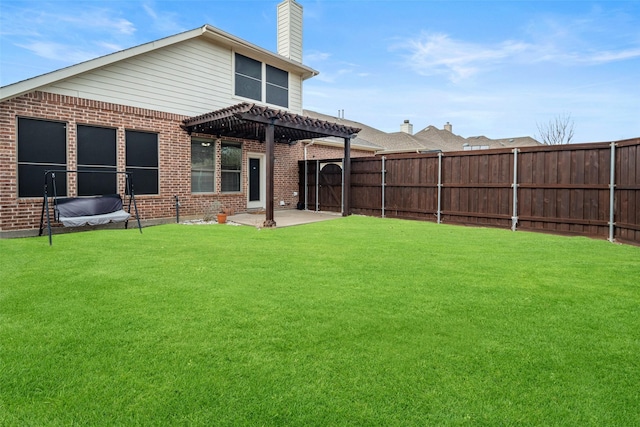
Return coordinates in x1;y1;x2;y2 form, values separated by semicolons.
217;213;227;224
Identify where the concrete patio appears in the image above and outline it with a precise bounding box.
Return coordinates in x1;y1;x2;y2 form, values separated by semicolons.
227;209;343;228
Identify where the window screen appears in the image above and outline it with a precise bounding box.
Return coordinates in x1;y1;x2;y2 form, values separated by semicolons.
126;130;158;195
266;65;288;107
17;117;67;197
221;142;241;192
191;139;215;193
235;53;262;101
77;125;117;196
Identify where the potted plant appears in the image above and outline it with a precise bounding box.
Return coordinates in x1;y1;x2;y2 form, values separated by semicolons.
203;200;227;224
210;200;227;224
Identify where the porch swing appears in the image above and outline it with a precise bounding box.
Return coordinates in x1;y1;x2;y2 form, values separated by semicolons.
38;170;142;245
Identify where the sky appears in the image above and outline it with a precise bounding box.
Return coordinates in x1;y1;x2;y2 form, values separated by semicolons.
1;0;639;143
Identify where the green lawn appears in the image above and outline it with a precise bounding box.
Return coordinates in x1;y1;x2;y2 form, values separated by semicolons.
1;216;639;426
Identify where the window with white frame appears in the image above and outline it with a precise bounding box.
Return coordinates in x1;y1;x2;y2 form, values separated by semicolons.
235;53;288;108
221;142;241;192
191;138;215;193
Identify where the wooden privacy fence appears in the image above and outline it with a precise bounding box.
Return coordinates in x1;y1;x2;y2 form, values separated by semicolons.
299;138;640;245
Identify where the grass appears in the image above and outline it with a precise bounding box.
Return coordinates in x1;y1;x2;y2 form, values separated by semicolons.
1;216;639;426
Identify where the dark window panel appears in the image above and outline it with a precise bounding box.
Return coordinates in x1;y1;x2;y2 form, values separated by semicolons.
126;168;158;195
235;53;261;79
126;130;158;168
17;118;66;164
266;85;288;108
77;125;116;166
19;164;67;197
235;75;261;101
266;65;288;88
77;167;117;196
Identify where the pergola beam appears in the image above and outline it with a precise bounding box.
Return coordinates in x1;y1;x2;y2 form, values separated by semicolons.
182;103;361;228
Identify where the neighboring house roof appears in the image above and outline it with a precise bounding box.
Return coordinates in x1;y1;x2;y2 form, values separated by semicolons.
0;24;318;103
302;110;381;151
304;110;542;153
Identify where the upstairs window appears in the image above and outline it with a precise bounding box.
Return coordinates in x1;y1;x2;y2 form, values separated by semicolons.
126;130;158;195
235;53;288;108
266;65;288;108
17;118;67;197
77;125;117;196
235;53;262;102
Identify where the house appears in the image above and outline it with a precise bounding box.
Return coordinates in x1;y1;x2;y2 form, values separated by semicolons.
0;0;366;237
0;0;544;237
303;112;542;154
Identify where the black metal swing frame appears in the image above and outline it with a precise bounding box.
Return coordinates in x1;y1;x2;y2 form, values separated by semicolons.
38;170;142;245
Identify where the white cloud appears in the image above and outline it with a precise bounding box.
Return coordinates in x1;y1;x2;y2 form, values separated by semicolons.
395;32;532;82
16;41;108;64
305;51;331;62
141;1;185;34
396;24;640;82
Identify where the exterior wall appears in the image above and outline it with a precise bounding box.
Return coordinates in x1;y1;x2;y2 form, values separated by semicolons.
38;38;305;116
0;91;314;235
302;143;374;160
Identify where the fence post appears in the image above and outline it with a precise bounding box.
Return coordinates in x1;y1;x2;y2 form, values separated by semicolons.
437;152;443;224
511;148;519;231
341;156;345;215
608;142;616;242
315;159;319;212
304;160;308;210
381;156;386;218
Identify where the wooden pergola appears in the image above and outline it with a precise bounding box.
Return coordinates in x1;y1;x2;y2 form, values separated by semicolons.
182;103;361;227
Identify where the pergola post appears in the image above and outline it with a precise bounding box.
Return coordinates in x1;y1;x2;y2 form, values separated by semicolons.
264;120;276;227
182;104;361;227
343;136;351;217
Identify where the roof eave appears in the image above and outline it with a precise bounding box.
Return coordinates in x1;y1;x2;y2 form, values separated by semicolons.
1;24;319;102
0;26;207;102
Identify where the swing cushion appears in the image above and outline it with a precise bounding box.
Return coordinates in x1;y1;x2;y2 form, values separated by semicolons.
56;195;131;227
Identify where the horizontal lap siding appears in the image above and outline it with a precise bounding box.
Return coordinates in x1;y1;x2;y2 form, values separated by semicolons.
40;39;234;116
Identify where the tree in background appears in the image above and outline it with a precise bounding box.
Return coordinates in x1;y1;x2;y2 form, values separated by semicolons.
536;113;575;145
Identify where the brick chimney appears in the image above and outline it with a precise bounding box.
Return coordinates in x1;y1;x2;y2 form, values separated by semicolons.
277;0;303;63
444;122;452;132
401;119;413;135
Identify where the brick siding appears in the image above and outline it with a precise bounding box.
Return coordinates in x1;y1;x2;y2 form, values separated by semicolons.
0;91;374;234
